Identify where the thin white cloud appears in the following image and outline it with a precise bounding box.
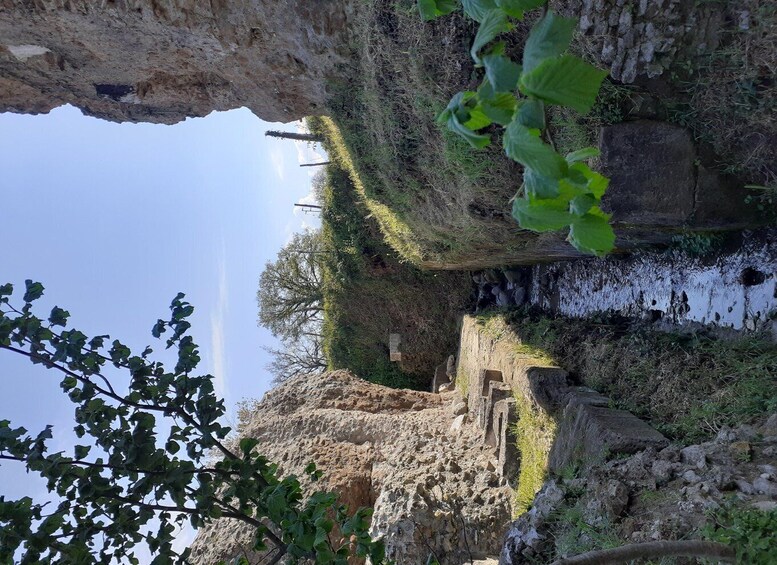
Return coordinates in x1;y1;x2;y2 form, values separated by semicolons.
210;255;228;402
269;147;285;181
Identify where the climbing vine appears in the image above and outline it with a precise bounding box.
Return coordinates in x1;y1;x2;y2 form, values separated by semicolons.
419;0;615;256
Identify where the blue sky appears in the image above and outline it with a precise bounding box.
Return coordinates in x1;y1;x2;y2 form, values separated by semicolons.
0;104;325;554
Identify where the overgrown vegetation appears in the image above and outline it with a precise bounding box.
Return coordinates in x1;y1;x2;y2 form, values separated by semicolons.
665;0;776;186
324;0;774;268
485;309;777;442
511;392;557;515
326;0;543;268
425;2;615;256
306;117;472;389
703;506;777;564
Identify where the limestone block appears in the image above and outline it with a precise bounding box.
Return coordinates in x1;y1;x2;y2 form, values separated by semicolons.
549;393;669;472
493;398;520;483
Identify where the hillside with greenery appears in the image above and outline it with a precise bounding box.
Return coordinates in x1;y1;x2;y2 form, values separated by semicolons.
307;117;472;388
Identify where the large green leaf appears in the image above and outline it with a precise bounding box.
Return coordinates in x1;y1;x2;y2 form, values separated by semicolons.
462;0;497;22
565;147;600;163
482;54;521;92
418;0;459;20
498;0;547;15
570;193;596;216
463;105;492;130
568;208;615;256
522;12;576;72
503;120;567;179
478;91;518;125
471;10;512;62
570;162;609;198
512;195;573;232
447;113;491;148
523;168;559;198
516;98;545;129
520;54;608;113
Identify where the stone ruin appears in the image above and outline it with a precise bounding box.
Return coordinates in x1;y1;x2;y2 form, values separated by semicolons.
454;316;669;485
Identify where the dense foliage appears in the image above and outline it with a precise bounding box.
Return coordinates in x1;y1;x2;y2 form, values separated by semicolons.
704;506;777;564
0;281;383;564
420;0;614;256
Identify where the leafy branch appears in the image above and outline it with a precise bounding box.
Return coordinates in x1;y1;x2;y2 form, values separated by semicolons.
0;280;385;564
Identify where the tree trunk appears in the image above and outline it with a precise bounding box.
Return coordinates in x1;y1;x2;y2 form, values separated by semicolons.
265;131;324;143
550;540;736;565
300;161;331;167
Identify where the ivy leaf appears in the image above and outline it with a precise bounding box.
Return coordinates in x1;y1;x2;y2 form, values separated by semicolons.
522;11;576;73
520;54;608;114
471;10;512;62
462;0;497;22
482;54;521;92
516;98;546;129
568;208;615;255
503;120;567;179
512;194;573;231
165;440;180;455
239;437;260;456
418;0;459;20
151;320;166;339
23;280;45;303
74;445;90;460
565;147;600;163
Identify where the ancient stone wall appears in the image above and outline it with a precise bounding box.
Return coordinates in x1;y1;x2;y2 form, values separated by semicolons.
0;0;354;123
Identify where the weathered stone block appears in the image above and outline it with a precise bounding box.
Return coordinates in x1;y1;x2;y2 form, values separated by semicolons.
525;367;569;410
432;363;450;393
549;394;669;472
472;369;504;414
482;381;513;446
600;121;696;227
493;398;520;483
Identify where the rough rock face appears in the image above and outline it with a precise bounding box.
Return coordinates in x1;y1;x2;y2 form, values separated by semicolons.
500;417;777;564
189;371;512;565
559;0;723;83
0;0;354;123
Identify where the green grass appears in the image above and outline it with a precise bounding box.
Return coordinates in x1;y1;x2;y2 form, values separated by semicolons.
664;0;776;185
496;308;777;443
512;391;557;515
323;0;537;269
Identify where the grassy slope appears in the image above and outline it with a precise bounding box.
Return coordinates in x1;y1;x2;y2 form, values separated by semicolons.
326;0;775;268
308;117;471;389
326;0;535;269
